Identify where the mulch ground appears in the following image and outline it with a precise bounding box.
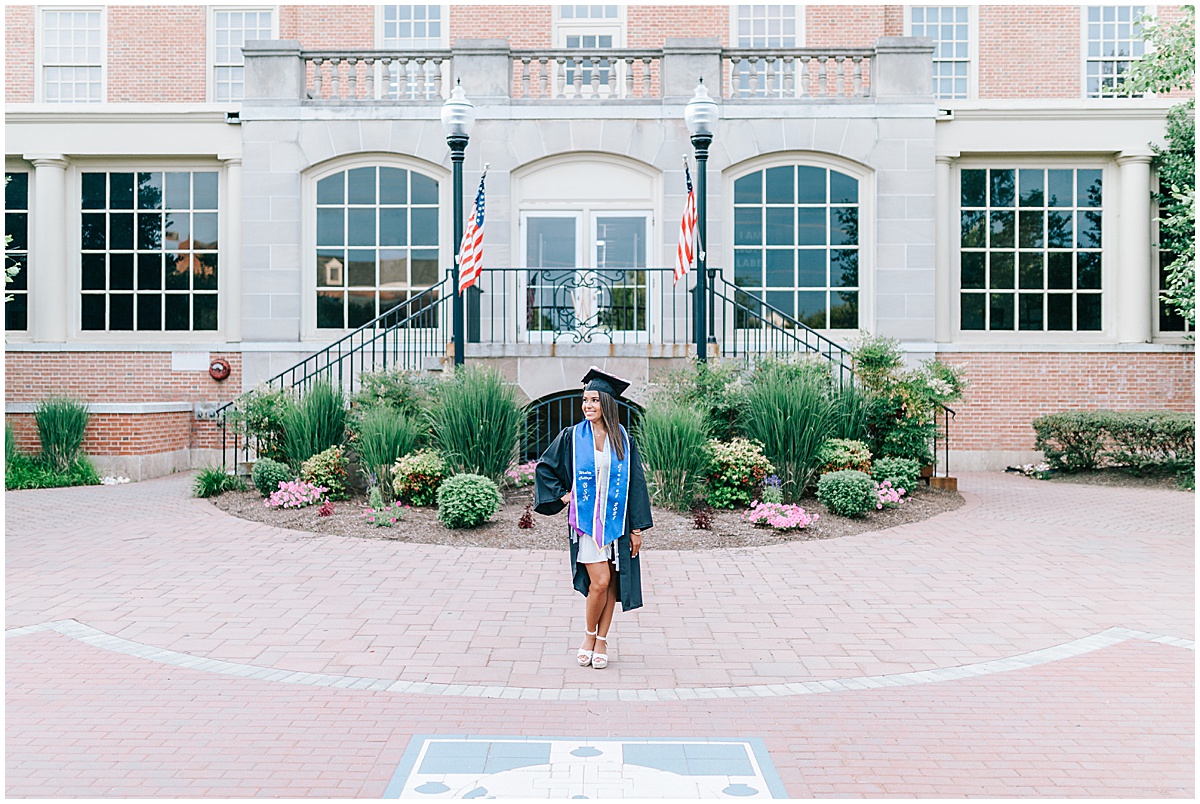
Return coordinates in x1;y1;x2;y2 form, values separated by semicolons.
1037;466;1194;492
210;483;965;550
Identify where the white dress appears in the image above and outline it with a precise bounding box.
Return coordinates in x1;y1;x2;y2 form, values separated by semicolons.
575;443;616;565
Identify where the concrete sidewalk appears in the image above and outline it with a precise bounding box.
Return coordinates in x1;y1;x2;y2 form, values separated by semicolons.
6;471;1194;797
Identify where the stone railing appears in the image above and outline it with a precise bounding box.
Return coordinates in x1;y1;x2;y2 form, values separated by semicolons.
510;49;662;100
302;50;453;101
723;48;874;99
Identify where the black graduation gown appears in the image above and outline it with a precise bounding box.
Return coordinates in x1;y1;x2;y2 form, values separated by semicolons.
533;425;653;612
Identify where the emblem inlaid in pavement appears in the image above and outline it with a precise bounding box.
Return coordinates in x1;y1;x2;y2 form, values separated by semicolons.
383;736;787;798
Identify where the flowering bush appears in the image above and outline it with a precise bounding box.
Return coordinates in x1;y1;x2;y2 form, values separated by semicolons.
742;500;818;532
300;445;350;500
876;480;906;509
394;449;447;506
816;469;876;518
362;501;410;527
504;460;538;488
817;438;873;476
707;438;775;509
871;457;922;494
265;480;328;509
761;475;783;504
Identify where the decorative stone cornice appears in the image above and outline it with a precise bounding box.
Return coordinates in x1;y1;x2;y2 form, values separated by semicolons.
1116;151;1154;166
25;155;68;169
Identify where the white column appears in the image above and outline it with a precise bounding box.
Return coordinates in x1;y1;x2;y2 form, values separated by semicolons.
1115;152;1153;343
221;156;243;344
934;154;955;343
26;155;69;343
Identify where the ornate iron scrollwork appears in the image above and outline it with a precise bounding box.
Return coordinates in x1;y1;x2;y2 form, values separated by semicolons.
526;268;646;343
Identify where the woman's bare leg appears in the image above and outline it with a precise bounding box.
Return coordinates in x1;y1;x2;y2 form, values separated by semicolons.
580;561;611;654
595;560;619;650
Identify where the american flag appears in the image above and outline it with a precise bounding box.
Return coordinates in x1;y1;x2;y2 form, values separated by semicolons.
457;172;486;294
673;162;697;285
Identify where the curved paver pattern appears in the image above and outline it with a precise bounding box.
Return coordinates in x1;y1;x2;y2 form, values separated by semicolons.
5;472;1193;690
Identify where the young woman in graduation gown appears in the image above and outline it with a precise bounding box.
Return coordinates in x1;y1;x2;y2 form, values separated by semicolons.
533;368;653;670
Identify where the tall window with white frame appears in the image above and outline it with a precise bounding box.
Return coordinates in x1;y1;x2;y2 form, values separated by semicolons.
212;8;274;101
959;168;1103;332
80;171;220;331
42;8;103;103
5;172;29;331
909;6;970;100
731;4;799;97
733;165;860;330
315;166;441;330
1156;179;1192;334
379;5;445;99
1085;5;1145;97
558;5;621;96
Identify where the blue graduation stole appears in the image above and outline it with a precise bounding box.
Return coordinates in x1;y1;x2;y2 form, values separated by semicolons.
569;420;630;550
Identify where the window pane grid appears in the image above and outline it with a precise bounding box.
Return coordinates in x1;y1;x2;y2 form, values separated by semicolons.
5;172;30;331
315;166;441;330
1086;5;1145;96
42;9;102;103
733;165;860;330
80;171;219;332
734;4;798;96
960;167;1103;332
213;9;274;101
1156;179;1192;333
910;6;969;100
381;5;444;47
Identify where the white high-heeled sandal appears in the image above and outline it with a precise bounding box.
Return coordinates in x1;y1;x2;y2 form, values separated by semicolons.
577;627;598;667
591;635;609;669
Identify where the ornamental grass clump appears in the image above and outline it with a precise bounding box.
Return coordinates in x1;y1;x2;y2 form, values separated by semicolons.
353;406;424;498
436;473;503;529
300;445;350;500
265;479;327;509
35;397;90;473
706;437;774;509
193;466;246;498
871;457;921;494
817;438;873;476
251;457;294;496
742;500;818;532
634;400;711;512
280;380;347;469
742;363;834;501
429;366;524;483
393;449;447;506
816;469;877;518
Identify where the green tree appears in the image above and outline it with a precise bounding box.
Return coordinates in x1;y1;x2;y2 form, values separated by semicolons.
1120;6;1195;325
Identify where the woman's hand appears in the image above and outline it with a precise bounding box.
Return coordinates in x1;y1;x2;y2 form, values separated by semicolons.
630;529;642;558
560;492;571;505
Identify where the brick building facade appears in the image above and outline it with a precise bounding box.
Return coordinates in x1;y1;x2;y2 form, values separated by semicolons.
5;4;1194;478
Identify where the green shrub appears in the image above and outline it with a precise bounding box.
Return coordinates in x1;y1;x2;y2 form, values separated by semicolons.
817;470;877;518
817;438;872;476
871;457;921;494
394;449;448;506
251;457;294;496
194;465;246;498
5;454;101;490
429;366;524;483
352;406;424;497
655;360;747;441
6;422;18;468
1033;409;1195;472
707;438;775;509
300;444;351;500
281;380;347;469
436;473;503;529
633;401;711;511
352;369;433;417
879;416;936;465
35;397;90;473
742;365;833;501
231;386;294;463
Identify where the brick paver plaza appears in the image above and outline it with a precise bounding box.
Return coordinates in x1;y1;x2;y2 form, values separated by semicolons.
5;471;1194;797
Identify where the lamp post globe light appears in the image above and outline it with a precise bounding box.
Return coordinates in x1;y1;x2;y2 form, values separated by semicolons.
685;79;718;363
441;81;475;367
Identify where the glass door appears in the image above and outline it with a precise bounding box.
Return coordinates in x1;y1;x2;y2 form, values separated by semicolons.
523;213;581;337
592;214;648;334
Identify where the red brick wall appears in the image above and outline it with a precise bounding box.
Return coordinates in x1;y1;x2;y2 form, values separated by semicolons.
108;6;206;103
807;5;899;47
937;351;1196;453
627;6;729;47
7;412;193;457
280;5;374;49
449;5;552;48
5;5;34;103
978;5;1080;99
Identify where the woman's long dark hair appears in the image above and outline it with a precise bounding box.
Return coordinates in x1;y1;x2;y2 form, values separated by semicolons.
594;390;626;461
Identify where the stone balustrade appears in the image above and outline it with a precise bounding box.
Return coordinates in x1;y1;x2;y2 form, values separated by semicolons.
511;49;662;100
302;50;452;101
723;49;874;99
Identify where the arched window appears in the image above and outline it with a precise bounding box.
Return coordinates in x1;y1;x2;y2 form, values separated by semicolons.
315;165;439;329
732;165;860;329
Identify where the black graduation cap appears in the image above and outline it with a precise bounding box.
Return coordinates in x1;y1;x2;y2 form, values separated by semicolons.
581;366;631;398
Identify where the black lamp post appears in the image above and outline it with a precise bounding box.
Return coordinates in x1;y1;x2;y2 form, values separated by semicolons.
685;79;719;363
441;82;476;367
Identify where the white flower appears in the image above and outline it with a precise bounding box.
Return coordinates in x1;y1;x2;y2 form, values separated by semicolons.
100;475;131;485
